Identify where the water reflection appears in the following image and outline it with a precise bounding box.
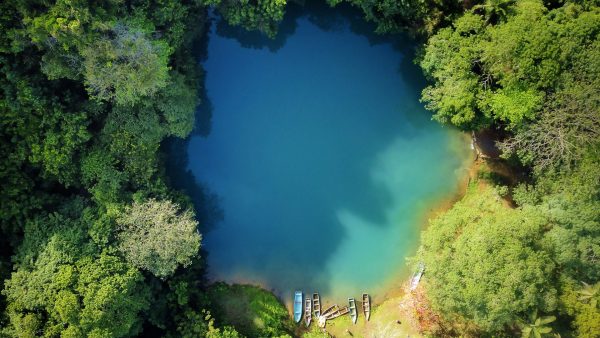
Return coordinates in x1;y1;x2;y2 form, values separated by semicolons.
213;1;414;53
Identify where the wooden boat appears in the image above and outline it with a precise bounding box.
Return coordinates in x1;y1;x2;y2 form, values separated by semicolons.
328;306;349;319
339;306;350;316
348;298;358;324
304;297;312;327
293;291;303;323
312;293;321;319
362;293;371;321
321;304;338;318
318;304;349;327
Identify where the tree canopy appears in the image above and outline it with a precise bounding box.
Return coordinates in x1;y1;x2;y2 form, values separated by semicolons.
116;199;201;279
419;187;557;331
420;1;599;138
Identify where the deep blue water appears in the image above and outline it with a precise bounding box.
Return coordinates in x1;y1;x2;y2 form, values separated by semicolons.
168;3;471;303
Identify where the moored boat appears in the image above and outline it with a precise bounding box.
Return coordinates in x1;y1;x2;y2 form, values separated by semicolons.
293;291;303;323
410;262;425;291
362;293;371;321
331;306;349;319
312;293;321;319
348;298;358;324
304;297;312;327
321;304;337;318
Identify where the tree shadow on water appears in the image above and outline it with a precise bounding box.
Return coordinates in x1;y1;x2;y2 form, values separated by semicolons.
213;6;300;53
213;0;412;53
193;89;214;137
164;136;224;234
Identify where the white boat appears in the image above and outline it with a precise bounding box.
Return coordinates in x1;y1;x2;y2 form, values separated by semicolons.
410;262;425;291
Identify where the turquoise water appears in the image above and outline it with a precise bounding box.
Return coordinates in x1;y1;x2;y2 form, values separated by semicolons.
169;3;470;303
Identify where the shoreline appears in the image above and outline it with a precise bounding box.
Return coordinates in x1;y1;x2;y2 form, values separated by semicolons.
320;131;476;337
204;132;477;336
353;131;476;306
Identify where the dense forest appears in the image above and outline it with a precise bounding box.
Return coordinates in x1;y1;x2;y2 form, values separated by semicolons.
0;0;598;337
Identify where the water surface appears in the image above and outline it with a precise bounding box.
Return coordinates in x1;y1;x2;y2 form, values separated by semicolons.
169;3;471;303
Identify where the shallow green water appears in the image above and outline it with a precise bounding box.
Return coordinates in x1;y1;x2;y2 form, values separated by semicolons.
168;3;471;303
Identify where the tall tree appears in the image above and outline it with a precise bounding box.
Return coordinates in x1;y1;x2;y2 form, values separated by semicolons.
82;23;170;106
2;202;150;337
116;199;201;279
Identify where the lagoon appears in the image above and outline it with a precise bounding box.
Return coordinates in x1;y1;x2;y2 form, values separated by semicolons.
168;2;471;303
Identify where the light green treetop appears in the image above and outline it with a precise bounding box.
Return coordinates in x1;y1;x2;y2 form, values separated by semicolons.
116;198;201;279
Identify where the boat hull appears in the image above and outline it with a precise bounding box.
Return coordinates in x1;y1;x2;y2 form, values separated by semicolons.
293;291;303;323
362;293;371;321
304;297;312;327
312;293;321;319
348;298;358;324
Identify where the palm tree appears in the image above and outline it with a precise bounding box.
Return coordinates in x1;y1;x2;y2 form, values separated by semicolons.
577;281;600;308
520;310;556;338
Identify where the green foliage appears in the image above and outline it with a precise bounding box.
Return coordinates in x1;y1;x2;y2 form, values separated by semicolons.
519;153;600;282
0;0;209;334
116;199;201;279
157;71;199;138
0;52;90;233
419;151;600;335
519;310;556;338
559;280;600;338
419;187;557;332
2;203;150;337
211;0;287;38
81;149;127;205
420;0;600;143
207;283;295;337
82;23;171;106
1;0;598;336
484;86;543;127
473;0;516;23
101;104;166;183
303;325;332;338
577;282;600;308
498;38;600;171
420;12;489;129
328;0;463;35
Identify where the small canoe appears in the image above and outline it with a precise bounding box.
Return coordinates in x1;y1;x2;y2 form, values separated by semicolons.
348;298;358;324
293;291;303;323
362;293;371;321
321;304;337;318
330;306;349;319
312;293;321;319
304;297;312;327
